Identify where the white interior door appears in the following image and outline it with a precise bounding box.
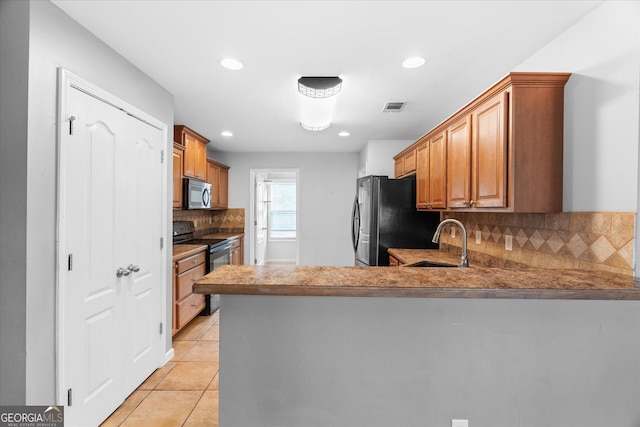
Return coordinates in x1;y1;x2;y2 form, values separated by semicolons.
122;113;163;391
60;85;162;426
255;176;268;265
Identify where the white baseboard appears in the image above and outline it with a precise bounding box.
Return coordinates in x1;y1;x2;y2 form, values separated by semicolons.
162;347;175;366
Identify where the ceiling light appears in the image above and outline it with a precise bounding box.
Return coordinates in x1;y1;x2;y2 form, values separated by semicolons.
221;131;233;137
298;76;343;132
298;77;342;98
338;131;350;137
402;56;425;69
221;58;243;70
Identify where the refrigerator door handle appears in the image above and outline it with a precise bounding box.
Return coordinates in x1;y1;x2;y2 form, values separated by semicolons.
351;195;360;252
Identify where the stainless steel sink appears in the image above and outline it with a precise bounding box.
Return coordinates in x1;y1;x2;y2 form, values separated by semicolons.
403;260;458;268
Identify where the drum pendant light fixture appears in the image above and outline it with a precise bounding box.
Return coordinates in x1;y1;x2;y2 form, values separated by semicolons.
298;76;342;132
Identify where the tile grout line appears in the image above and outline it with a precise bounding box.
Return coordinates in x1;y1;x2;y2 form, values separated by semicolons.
101;312;220;426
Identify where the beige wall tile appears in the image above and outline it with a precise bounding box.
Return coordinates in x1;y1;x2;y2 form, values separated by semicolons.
445;211;635;275
590;213;612;233
612;213;635;235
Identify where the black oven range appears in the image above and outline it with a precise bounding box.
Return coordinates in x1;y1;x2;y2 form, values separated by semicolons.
173;220;231;315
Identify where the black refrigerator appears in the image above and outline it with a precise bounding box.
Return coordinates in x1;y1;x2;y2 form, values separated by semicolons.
351;175;440;266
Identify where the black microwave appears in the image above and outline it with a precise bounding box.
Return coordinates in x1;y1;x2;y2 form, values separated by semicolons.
183;178;211;209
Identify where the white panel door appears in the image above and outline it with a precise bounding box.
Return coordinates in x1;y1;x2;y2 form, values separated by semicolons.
122;115;163;391
61;86;162;426
255;177;268;265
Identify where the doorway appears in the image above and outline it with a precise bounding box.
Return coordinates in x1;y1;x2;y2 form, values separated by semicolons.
250;169;300;265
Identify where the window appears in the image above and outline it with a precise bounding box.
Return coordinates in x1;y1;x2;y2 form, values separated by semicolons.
269;182;296;239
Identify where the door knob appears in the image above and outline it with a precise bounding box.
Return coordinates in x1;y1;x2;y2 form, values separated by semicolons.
127;264;140;273
116;267;130;278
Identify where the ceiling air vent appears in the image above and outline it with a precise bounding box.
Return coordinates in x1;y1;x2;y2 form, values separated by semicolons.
382;102;406;112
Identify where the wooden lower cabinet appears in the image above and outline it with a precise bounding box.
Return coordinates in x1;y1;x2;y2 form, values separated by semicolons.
173;249;207;335
229;236;244;265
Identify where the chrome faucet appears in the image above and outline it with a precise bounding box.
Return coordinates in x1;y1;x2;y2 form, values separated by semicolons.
432;219;469;267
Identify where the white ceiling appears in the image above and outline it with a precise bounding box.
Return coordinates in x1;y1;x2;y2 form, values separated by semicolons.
51;0;603;153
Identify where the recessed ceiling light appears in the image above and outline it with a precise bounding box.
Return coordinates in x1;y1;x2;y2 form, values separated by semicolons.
221;131;233;137
338;131;350;137
221;58;243;70
402;56;425;69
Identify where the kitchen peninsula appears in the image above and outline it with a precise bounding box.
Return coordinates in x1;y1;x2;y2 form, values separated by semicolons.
195;264;640;426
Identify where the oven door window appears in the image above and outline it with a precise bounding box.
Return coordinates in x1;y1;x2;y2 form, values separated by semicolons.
210;246;231;271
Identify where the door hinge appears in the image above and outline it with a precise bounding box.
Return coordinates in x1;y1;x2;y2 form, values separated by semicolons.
67;388;72;406
159;323;163;335
68;116;77;135
161;150;165;163
68;254;73;271
160;237;164;249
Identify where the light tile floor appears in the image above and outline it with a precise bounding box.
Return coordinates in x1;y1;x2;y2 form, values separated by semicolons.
100;311;220;427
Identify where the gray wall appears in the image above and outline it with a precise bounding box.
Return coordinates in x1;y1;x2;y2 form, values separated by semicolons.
514;0;640;212
221;295;640;427
359;139;412;177
212;151;359;266
0;0;174;404
0;0;30;405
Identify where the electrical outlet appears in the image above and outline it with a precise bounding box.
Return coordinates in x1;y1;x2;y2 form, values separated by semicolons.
505;234;513;251
452;420;468;427
475;230;481;244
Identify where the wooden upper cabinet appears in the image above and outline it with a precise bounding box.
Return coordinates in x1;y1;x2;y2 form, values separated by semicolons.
174;125;209;181
394;148;417;178
416;141;429;209
396;72;570;213
446;115;472;209
428;132;447;209
447;91;508;210
206;158;230;210
206;159;219;207
416;132;447;210
218;166;229;208
472;91;508;208
172;142;185;209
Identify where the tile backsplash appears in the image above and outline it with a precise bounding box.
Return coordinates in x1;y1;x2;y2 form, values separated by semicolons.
439;212;636;276
173;208;245;236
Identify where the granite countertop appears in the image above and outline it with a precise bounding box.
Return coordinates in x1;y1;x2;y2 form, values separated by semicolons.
172;232;243;262
194;263;640;300
172;244;208;262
